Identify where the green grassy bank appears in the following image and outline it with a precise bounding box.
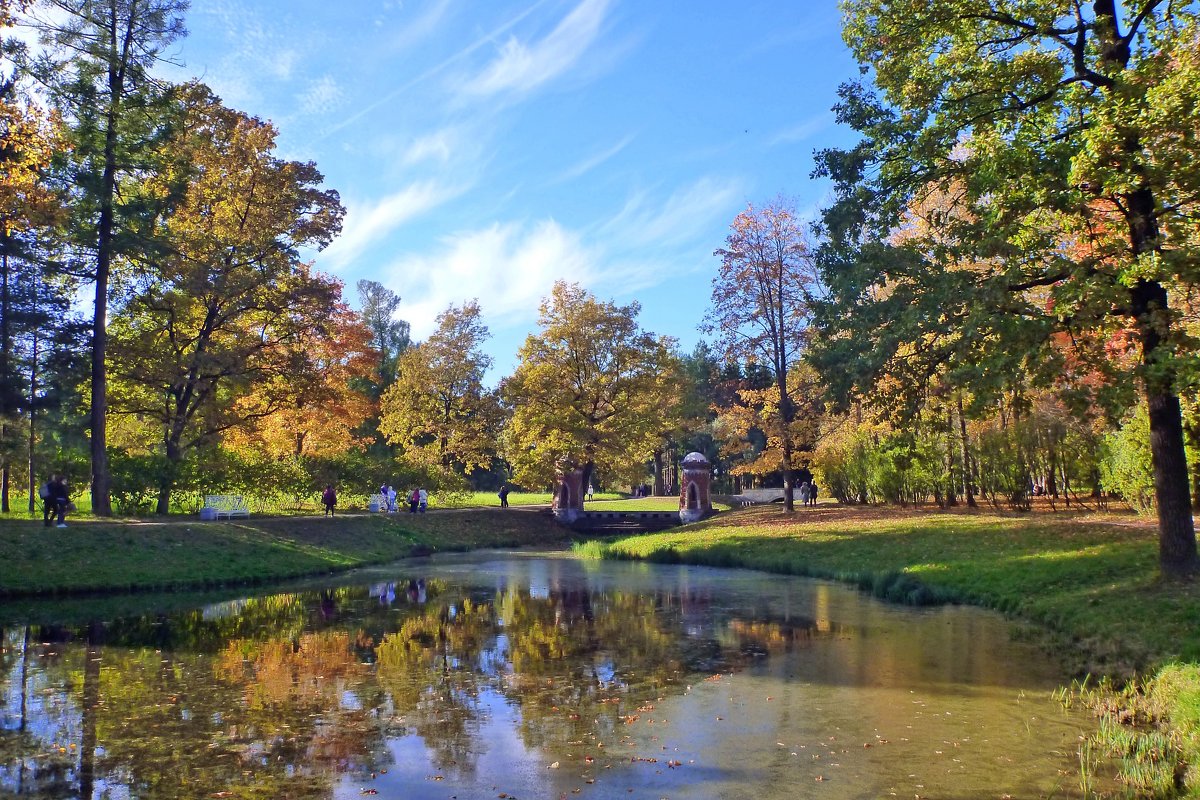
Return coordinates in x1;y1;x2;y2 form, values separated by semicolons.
576;503;1200;798
0;508;568;597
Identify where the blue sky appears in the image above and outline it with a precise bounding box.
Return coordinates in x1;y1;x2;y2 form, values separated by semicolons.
168;0;860;379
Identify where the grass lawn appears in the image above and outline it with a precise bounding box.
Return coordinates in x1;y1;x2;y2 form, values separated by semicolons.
0;507;569;597
0;490;623;519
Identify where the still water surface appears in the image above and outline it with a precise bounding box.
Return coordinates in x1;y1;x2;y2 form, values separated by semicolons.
0;552;1092;799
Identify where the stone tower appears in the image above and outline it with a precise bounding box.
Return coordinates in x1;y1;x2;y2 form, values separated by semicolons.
678;451;713;523
552;460;585;523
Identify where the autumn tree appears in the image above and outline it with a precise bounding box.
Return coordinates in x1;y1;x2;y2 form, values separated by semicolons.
703;199;817;511
815;1;1200;576
378;300;500;485
502;281;681;491
28;0;189;515
224;301;376;460
106;84;345;513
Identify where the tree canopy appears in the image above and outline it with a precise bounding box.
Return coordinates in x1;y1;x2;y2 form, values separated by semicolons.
502;281;681;490
813;0;1200;576
378;300;500;484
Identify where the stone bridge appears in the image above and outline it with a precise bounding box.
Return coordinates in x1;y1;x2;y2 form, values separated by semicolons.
552;452;715;528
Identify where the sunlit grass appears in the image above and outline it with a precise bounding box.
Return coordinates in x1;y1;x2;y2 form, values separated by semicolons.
0;509;570;597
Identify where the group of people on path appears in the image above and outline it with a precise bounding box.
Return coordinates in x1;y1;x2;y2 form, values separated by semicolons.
375;484;427;513
798;480;819;507
318;484;428;516
39;474;71;527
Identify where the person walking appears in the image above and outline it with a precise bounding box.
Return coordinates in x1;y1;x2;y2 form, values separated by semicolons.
498;483;510;508
809;480;819;507
409;488;420;513
418;487;428;513
50;475;69;527
40;474;56;527
321;484;337;516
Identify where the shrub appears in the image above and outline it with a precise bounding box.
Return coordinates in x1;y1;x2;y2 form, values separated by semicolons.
1099;405;1155;515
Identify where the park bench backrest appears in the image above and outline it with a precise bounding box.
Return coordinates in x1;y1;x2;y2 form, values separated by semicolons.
204;495;249;514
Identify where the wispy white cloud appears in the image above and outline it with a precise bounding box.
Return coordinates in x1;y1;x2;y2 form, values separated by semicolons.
460;0;612;97
600;176;744;251
320;181;468;268
401;128;461;166
386;0;453;51
298;75;345;116
380;220;597;339
372;175;742;342
550;133;635;184
313;0;552;143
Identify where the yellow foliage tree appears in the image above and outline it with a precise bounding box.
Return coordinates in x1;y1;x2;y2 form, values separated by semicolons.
501;281;682;490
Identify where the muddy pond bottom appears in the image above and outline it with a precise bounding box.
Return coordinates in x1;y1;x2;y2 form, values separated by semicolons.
0;551;1091;799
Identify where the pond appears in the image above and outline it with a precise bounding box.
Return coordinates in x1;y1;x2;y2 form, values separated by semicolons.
0;551;1096;799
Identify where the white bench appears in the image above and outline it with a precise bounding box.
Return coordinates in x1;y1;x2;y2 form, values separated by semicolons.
200;495;250;520
368;492;387;512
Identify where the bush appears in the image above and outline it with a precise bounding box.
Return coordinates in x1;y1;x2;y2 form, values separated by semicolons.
1100;405;1155;515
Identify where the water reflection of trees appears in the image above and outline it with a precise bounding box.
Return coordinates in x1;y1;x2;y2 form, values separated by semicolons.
0;578;833;798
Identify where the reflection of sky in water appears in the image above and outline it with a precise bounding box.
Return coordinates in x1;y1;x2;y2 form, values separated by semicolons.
0;553;1105;799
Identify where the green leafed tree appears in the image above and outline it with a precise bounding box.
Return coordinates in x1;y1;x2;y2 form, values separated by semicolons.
378;300;501;485
501;281;682;491
356;278;410;396
29;0;189;515
814;0;1200;577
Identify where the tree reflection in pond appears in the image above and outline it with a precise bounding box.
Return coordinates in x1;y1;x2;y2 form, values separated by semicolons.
0;556;1098;799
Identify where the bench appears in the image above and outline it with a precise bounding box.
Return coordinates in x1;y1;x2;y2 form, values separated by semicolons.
368;492;387;512
200;495;250;520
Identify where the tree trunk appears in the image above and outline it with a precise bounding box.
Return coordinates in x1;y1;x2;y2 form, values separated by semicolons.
945;408;957;506
1;244;10;513
89;20;129;519
652;448;665;496
155;438;182;515
1139;308;1198;576
26;329;37;514
1131;283;1196;577
90;158;115;516
956;395;976;507
777;376;795;511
